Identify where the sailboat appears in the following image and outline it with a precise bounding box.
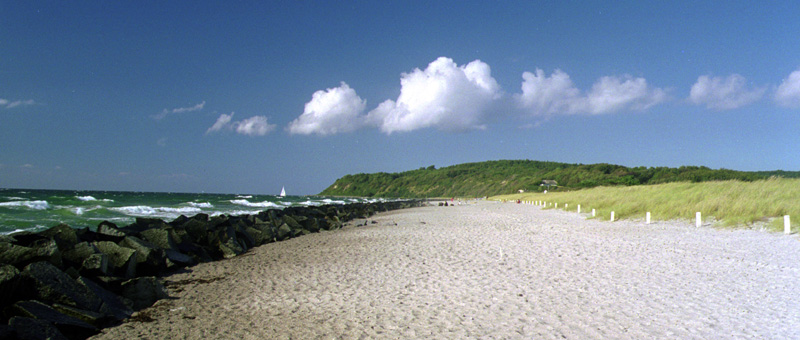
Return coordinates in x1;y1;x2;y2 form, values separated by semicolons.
279;186;286;197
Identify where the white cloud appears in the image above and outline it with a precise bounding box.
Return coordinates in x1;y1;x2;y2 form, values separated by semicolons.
775;68;800;108
235;116;276;136
586;76;667;114
0;98;37;109
366;57;501;133
206;112;234;134
154;101;206;120
688;74;764;110
206;112;275;136
514;69;667;116
287;82;367;136
514;69;583;115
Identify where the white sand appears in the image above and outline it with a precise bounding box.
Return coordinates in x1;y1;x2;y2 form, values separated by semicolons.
91;201;800;339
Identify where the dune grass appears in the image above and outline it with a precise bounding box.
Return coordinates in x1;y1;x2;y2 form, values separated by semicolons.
492;178;800;231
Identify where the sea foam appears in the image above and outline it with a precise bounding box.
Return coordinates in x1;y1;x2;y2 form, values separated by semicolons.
0;200;50;210
229;199;281;208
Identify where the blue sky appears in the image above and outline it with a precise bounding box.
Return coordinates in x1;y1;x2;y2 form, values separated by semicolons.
2;1;800;195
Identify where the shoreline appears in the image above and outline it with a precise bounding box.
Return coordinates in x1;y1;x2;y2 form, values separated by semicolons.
91;201;800;339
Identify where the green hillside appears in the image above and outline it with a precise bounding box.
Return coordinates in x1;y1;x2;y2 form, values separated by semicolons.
319;160;798;198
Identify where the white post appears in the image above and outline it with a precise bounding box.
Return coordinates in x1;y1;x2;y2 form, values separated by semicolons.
785;215;791;234
696;212;701;227
565;204;568;210
577;204;581;214
555;203;558;208
592;209;596;217
610;211;615;222
646;212;651;224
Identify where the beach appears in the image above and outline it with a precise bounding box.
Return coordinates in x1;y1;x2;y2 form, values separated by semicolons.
90;201;800;339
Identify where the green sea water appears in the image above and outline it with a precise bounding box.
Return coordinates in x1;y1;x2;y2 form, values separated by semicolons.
0;188;383;234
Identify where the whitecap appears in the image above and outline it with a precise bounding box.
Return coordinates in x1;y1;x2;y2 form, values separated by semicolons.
111;205;202;217
76;196;97;201
236;195;253;199
72;207;85;215
0;200;50;210
188;202;213;208
5;197;25;201
229;199;281;208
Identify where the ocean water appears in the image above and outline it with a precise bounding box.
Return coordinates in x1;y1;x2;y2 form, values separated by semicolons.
0;188;387;234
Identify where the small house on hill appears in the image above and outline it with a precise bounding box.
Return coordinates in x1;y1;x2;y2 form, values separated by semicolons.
540;180;558;189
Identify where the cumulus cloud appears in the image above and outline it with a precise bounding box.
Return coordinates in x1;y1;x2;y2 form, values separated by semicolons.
206;112;276;136
775;68;800;108
0;98;37;109
366;57;501;133
235;116;276;136
154;101;205;120
514;69;667;116
287;82;367;136
688;74;764;110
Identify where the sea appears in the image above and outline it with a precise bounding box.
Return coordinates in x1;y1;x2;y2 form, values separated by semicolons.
0;188;389;235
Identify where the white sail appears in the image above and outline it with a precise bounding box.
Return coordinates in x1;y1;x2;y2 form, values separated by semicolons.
279;186;286;197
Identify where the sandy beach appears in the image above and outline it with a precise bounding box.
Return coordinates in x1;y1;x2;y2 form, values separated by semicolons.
90;201;800;339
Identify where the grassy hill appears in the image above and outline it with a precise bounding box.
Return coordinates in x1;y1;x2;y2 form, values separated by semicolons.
319;160;798;198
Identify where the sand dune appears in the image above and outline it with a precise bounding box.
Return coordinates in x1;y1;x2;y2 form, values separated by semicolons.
91;201;800;339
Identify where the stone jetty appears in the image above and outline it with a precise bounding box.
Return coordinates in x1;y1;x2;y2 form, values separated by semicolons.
0;200;421;340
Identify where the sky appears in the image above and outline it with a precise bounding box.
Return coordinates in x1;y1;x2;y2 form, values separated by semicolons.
2;1;800;195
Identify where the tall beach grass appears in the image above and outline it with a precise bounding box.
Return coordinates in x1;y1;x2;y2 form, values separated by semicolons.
493;178;800;231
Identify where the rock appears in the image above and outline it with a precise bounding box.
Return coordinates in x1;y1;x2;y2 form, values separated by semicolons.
276;223;292;241
139;228;177;251
96;221;126;242
81;253;109;277
282;215;303;231
51;303;108;328
0;325;15;340
164;249;194;267
21;261;102;312
8;316;69;340
92;241;137;278
0;238;61;268
62;242;99;268
119;277;168;310
76;277;133;322
0;265;22;306
39;224;79;251
11;300;97;339
120;236;166;276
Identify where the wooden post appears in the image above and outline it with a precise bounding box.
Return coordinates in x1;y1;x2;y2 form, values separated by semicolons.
696;212;701;227
610;211;615;222
785;215;791;234
646;212;651;224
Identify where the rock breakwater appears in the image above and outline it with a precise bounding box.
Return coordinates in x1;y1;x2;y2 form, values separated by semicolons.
0;200;421;339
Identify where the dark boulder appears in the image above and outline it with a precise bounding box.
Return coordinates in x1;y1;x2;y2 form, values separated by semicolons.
139;228;177;252
120;236;166;276
276;223;292;241
95;221;126;242
8;316;68;340
39;224;79;251
80;253;109;277
0;265;22;307
119;277;168;310
11;300;97;339
21;262;102;312
76;277;133;322
62;242;99;269
91;242;137;278
0;238;61;268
